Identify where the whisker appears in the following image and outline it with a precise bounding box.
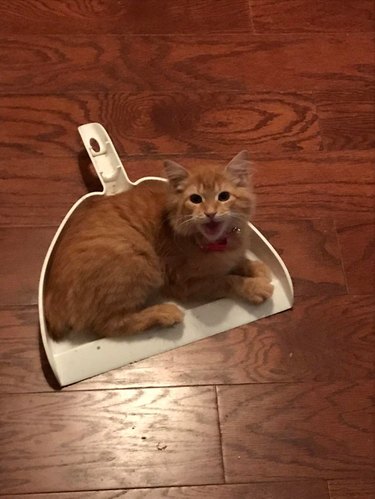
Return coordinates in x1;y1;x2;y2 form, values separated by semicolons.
175;218;195;231
176;216;194;226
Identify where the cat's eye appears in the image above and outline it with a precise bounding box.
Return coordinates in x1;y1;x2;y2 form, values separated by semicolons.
190;194;203;204
218;191;230;202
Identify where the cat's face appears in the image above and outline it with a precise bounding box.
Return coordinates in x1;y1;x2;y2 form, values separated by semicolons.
165;151;254;241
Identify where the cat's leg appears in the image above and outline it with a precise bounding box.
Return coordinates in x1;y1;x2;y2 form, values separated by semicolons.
98;303;184;337
232;259;271;279
226;275;274;304
170;274;273;305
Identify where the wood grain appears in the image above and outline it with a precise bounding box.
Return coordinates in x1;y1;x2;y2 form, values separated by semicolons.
2;481;330;498
0;307;58;393
317;91;375;151
0;34;373;93
0;387;222;494
253;151;375;220
259;219;346;296
250;0;375;33
3;294;373;393
0;0;251;34
0;35;255;93
0;0;373;496
0;92;321;158
1;151;374;226
0;227;56;306
336;218;375;295
217;380;375;481
328;479;375;499
0;156;89;226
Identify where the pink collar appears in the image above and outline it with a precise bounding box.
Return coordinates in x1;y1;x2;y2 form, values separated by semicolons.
199;238;228;252
197;226;241;252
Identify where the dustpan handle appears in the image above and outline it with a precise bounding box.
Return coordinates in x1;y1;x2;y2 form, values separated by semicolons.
78;123;133;195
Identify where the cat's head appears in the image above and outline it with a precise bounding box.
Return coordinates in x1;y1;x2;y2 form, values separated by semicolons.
164;151;254;241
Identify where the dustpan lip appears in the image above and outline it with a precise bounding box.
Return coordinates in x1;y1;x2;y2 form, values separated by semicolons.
249;223;294;302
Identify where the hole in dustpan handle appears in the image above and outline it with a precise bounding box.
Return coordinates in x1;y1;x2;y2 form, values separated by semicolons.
89;138;101;153
78;123;133;196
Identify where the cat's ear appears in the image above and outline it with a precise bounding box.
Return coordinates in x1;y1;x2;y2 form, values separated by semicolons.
164;160;189;191
225;150;251;187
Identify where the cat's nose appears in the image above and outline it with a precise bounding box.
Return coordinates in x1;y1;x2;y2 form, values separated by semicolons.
205;211;217;219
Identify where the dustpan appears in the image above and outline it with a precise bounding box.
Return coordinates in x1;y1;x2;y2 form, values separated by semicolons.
38;123;294;387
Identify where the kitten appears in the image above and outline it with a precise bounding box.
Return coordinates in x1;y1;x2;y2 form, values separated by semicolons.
44;151;273;340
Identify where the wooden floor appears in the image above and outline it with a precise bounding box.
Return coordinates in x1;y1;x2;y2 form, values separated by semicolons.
0;1;374;497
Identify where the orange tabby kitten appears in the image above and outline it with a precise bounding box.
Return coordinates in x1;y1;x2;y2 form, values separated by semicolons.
45;151;273;340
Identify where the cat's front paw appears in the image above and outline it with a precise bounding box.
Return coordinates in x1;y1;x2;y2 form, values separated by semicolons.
242;276;274;304
157;303;184;328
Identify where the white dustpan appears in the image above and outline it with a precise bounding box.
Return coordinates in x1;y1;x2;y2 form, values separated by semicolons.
38;123;294;387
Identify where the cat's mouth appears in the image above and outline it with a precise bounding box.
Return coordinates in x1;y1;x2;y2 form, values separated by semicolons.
200;220;225;240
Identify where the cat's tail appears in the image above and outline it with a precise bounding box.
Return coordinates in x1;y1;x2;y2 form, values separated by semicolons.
98;303;184;337
44;299;184;339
